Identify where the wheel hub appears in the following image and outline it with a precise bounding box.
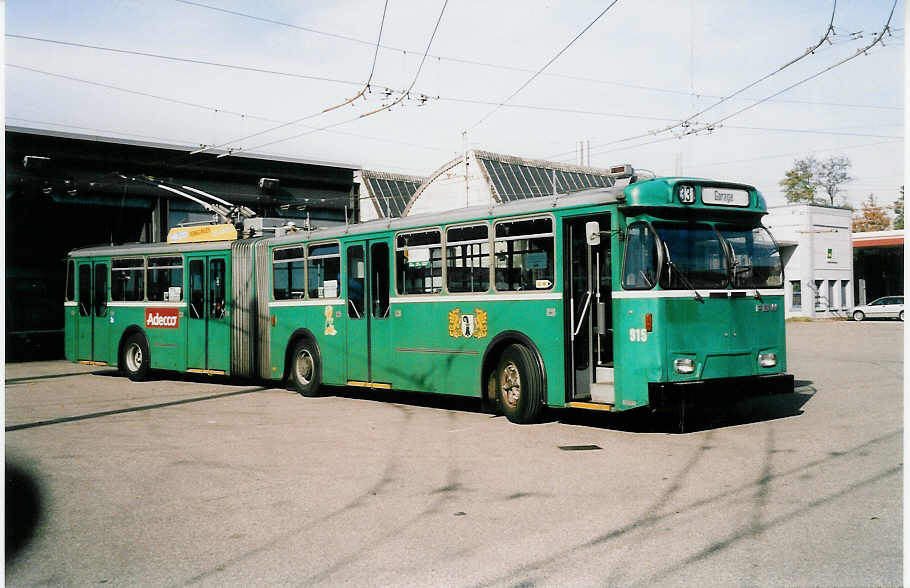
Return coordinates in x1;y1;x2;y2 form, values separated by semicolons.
296;350;314;385
500;361;521;408
126;343;142;372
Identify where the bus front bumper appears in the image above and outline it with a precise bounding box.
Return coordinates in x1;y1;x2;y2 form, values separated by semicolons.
648;373;794;412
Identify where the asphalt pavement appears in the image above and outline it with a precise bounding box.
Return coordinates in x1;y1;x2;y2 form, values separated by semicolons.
5;320;903;586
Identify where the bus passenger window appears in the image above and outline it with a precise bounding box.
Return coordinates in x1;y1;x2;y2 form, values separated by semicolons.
210;258;226;319
148;256;184;301
307;243;340;299
347;245;365;319
494;217;553;291
446;224;490;293
78;264;92;317
273;246;305;300
111;258;145;301
396;230;442;295
371;242;390;318
622;223;658;290
93;264;108;317
189;260;204;319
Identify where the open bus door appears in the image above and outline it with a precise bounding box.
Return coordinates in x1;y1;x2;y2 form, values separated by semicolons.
564;214;614;404
75;260;110;363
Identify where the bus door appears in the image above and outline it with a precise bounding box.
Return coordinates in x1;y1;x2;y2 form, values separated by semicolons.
345;242;369;382
345;240;393;386
76;260;110;362
186;254;231;372
564;214;613;403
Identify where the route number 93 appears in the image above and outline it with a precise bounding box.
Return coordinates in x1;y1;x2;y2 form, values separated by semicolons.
629;328;648;342
678;185;696;204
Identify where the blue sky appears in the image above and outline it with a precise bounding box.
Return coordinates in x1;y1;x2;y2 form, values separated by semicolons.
5;0;905;208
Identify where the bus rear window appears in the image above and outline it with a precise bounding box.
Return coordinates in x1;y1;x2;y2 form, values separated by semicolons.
273;246;306;300
446;224;490;293
397;230;442;295
65;260;75;301
308;243;340;299
494;217;553;291
111;258;145;301
148;256;183;301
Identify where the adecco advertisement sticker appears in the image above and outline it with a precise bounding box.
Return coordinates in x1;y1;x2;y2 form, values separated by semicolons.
145;308;180;328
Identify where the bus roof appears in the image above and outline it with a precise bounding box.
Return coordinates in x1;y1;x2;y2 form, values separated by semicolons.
68;177;767;257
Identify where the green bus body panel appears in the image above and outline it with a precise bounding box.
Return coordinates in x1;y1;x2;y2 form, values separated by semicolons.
63;176;789;414
269;298;566;399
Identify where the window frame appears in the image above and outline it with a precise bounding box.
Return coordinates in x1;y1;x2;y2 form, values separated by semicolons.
621;220;660;291
147;255;185;302
445;221;492;294
110;256;146;302
492;214;556;293
306;240;342;300
395;227;444;296
272;244;307;301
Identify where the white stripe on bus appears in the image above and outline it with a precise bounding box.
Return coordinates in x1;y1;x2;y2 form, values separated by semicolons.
612;289;783;299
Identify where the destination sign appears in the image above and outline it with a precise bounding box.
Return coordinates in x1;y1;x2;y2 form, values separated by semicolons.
702;187;749;207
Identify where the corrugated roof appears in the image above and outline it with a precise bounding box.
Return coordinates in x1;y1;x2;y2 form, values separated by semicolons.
360;169;427;218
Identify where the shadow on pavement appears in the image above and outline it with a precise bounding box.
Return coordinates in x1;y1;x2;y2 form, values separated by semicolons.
5;459;43;564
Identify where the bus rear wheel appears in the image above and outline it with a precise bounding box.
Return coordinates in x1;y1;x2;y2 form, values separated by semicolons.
497;344;543;424
291;339;321;397
122;333;150;381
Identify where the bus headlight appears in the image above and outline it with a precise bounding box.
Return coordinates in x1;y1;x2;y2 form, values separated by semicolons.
759;352;777;368
674;358;695;374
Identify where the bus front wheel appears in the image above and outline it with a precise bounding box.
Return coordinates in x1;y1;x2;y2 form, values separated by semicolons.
291;339;321;397
497;344;543;424
122;333;150;381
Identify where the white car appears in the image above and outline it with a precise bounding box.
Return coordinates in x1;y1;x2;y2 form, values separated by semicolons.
852;296;904;321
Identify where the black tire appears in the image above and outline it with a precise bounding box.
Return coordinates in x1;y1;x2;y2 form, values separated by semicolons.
899;311;904;322
853;310;865;322
290;339;321;397
496;343;544;424
121;333;150;381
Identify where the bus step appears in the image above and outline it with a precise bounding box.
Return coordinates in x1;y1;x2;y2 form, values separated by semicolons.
566;401;614;412
187;368;226;376
347;381;392;390
78;360;109;366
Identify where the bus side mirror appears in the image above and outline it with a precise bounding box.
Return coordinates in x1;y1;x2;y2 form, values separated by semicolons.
585;221;601;246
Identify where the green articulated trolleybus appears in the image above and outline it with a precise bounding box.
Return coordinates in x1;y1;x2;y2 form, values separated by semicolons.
64;172;793;424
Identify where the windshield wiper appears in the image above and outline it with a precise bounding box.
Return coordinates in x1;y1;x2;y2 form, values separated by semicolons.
730;260;762;300
663;243;704;303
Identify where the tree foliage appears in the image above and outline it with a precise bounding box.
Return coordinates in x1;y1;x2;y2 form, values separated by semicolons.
779;155;853;206
779;156;817;203
852;193;892;232
893;185;904;230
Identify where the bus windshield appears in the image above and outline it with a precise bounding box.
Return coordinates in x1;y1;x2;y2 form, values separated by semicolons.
716;225;783;289
655;223;727;289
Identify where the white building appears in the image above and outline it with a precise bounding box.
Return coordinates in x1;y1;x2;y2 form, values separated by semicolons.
764;203;854;318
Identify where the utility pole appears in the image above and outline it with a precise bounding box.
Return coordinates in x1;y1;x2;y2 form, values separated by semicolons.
462;131;471;208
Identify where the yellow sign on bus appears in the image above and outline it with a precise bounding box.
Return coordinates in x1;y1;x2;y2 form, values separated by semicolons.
167;223;238;244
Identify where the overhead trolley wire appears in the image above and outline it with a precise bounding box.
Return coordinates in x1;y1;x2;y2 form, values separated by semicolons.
668;0;838;132
173;0;449;165
544;0;898;162
321;0;390;113
172;0;901;112
358;0;449;118
5;34;363;87
7;65;452;154
688;0;899;135
466;0;621;132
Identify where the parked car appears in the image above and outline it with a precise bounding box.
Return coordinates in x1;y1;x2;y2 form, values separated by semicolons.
852;295;904;321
